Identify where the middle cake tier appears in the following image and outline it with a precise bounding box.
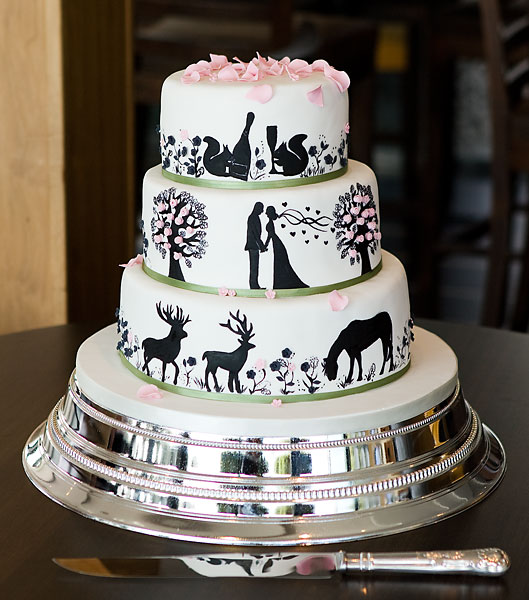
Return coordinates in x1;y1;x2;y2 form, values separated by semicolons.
118;250;411;401
142;159;382;294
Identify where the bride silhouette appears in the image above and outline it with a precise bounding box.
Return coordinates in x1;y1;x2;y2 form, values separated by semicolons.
264;206;308;289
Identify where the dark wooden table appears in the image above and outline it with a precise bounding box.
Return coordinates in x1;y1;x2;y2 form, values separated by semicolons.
2;319;528;598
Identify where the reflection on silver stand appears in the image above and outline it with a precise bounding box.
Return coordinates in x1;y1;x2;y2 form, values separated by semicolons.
23;373;506;546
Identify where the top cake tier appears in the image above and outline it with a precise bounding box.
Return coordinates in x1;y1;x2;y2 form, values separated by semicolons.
160;55;349;187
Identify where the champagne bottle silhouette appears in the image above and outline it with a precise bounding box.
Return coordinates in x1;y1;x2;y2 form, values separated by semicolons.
230;112;255;181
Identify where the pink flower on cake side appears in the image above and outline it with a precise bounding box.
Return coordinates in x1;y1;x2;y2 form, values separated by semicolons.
307;85;324;107
137;384;163;400
175;236;184;245
271;398;282;407
287;362;296;372
254;358;266;370
328;290;349;311
218;287;229;296
119;254;143;268
180;129;189;141
227;289;237;297
173;252;182;260
265;289;276;299
343;213;353;224
345;122;350;134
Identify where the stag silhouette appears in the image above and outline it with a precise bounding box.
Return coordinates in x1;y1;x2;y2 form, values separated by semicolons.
142;303;191;384
323;312;394;384
203;311;255;392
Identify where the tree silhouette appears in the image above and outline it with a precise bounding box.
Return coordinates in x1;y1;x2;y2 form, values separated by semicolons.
333;183;381;275
151;187;208;281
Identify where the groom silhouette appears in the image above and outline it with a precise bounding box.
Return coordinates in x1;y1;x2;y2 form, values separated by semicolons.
245;202;267;289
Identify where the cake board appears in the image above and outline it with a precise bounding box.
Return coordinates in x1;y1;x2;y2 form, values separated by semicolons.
22;326;506;546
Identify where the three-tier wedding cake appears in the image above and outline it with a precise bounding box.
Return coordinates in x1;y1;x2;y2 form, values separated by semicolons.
23;54;505;545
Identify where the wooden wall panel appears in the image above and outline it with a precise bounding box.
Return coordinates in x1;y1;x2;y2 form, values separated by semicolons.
0;0;67;334
62;0;135;324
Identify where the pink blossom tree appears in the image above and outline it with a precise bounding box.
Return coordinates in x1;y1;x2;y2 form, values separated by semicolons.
151;188;208;281
333;184;381;275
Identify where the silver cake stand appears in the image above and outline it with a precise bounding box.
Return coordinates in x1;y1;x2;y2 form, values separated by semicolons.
22;373;506;546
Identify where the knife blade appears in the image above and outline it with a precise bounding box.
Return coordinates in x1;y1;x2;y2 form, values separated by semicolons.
53;548;510;578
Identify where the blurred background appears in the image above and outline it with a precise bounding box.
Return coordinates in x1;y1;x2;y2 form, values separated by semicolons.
2;0;529;335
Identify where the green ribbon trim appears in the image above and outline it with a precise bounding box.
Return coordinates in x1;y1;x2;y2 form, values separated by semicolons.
119;351;410;404
142;259;382;298
162;166;348;190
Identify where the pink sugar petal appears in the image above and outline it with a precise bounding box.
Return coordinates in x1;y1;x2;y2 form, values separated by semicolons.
311;59;330;72
209;53;228;69
217;64;240;81
218;287;229;296
306;85;324;107
245;84;273;104
137;384;163;400
181;70;201;84
324;65;350;92
328;290;349;312
119;254;143;268
272;398;282;407
265;289;276;299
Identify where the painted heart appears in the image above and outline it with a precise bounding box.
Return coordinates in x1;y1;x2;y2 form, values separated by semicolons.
282;202;288;207
324;240;329;245
305;240;309;244
316;210;321;215
328;290;349;312
281;223;286;228
305;206;310;211
330;227;335;233
302;230;306;235
290;231;296;237
314;235;319;239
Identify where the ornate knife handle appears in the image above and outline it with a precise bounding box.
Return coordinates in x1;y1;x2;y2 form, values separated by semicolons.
340;548;510;576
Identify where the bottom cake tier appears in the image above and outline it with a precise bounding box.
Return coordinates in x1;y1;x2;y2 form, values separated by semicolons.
22;326;505;545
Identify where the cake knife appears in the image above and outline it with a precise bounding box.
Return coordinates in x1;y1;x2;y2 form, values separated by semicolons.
53;548;510;578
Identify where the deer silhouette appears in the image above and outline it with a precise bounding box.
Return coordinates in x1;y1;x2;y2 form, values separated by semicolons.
203;311;255;392
323;312;394;384
142;303;191;384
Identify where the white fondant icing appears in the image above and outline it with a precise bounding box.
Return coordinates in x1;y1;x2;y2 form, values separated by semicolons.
76;326;457;437
142;160;381;290
118;251;410;398
160;71;348;183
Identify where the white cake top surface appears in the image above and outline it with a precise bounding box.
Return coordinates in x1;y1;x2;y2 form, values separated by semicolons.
76;326;457;437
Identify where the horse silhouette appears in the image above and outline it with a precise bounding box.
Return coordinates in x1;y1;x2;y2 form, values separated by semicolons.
323;312;394;383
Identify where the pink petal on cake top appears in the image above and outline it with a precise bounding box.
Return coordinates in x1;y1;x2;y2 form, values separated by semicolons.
328;290;349;312
180;53;350;92
307;85;324;107
136;384;163;400
245;84;274;104
119;254;143;268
